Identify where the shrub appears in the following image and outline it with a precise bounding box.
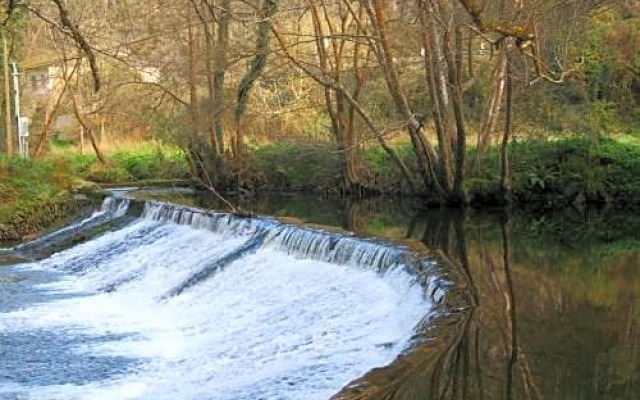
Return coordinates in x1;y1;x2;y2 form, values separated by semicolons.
87;163;132;183
507;136;640;201
249;141;341;190
112;147;189;181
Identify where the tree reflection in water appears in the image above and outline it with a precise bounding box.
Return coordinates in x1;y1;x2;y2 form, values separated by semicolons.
193;192;638;400
334;207;638;400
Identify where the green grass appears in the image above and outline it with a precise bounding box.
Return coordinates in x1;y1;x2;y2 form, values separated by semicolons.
241;140;417;192
0;143;190;225
470;135;640;204
244;134;640;203
47;140;190;183
0;156;74;222
2;134;640;226
110;146;189;181
362;142;416;191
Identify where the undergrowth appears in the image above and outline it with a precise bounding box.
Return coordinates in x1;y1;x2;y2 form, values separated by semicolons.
471;135;640;204
2;134;640;226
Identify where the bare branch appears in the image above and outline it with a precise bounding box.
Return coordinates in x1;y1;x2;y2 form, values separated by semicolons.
50;0;101;92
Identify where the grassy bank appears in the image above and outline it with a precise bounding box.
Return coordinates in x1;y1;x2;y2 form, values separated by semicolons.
0;142;190;241
469;135;640;206
46;140;191;184
1;134;640;240
0;156;93;241
239;135;640;206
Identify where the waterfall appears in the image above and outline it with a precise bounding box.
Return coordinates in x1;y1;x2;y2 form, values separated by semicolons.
0;197;455;400
100;196;131;217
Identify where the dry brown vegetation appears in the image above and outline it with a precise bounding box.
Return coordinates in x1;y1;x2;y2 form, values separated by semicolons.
0;0;636;204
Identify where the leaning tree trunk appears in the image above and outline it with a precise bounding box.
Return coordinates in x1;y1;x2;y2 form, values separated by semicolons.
365;0;450;199
71;95;106;165
271;17;417;193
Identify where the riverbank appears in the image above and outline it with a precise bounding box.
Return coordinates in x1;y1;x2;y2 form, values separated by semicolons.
228;135;640;208
2;135;640;241
0;159;102;242
0;143;189;242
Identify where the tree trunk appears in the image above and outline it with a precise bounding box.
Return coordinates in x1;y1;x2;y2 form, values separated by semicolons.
215;0;230;156
310;1;363;192
271;16;417;193
417;0;471;203
475;50;508;173
501;50;514;203
420;1;454;195
71;95;106;164
365;0;442;194
187;20;200;136
34;60;78;157
442;16;469;204
235;0;279;157
204;20;222;156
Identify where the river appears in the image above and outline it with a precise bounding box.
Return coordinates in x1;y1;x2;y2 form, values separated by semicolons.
0;190;638;400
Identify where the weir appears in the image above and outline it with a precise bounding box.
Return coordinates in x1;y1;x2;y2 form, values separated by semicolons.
0;196;468;400
13;197;136;259
142;200;437;280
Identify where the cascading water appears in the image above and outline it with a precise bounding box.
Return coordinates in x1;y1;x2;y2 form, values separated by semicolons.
0;197;447;400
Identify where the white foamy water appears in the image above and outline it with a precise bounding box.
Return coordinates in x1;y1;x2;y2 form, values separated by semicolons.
0;213;431;400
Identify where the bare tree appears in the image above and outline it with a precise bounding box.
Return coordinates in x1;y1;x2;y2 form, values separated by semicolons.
271;1;417;193
306;0;371;192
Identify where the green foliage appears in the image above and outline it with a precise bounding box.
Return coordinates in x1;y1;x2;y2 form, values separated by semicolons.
363;143;414;176
0;142;189;224
53;153;97;176
1;157;68;200
248;141;341;190
111;146;189;181
54;143;190;184
0;156;74;222
580;11;640;121
518;7;639;135
464;177;501;204
243;141;419;193
362;143;416;191
471;136;640;204
87;163;132;183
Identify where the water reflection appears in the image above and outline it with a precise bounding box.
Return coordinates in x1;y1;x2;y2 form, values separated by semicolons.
190;193;639;400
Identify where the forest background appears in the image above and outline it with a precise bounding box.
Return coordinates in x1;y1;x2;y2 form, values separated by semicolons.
0;0;639;228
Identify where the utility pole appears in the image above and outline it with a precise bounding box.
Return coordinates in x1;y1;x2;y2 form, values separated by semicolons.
11;61;28;159
2;36;12;156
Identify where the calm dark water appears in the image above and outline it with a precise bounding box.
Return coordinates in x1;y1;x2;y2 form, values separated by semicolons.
192;192;639;400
